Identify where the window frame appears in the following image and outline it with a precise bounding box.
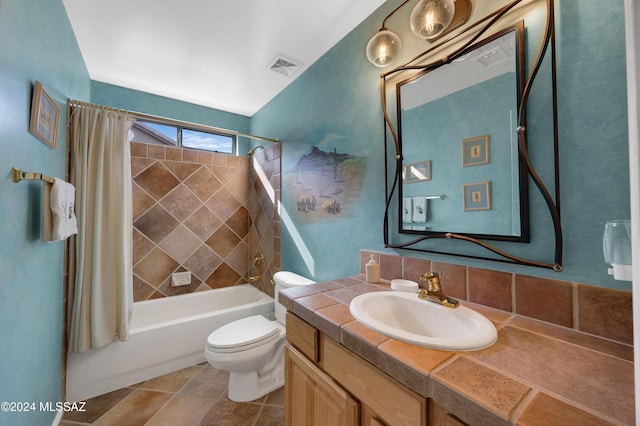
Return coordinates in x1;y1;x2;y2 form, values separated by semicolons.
134;118;237;155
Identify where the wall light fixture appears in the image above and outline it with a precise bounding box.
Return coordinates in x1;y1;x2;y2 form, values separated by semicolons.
366;0;471;67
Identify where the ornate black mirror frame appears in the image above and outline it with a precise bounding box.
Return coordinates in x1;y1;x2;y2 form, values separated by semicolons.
381;0;562;271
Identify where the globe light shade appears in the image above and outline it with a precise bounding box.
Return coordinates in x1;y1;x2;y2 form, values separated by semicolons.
410;0;456;39
366;29;402;67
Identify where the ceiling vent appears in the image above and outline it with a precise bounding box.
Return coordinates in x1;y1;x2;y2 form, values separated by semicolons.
267;54;302;77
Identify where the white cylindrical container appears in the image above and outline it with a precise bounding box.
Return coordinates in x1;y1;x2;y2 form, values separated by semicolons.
365;255;380;283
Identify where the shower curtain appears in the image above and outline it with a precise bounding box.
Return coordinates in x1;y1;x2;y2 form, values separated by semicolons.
67;101;135;352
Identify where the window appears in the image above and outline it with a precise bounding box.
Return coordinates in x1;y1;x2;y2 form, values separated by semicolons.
182;128;234;153
131;119;235;154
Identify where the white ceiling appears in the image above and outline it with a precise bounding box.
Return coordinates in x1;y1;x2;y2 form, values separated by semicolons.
62;0;386;117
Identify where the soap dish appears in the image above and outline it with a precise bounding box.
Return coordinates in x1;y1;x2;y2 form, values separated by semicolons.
390;279;419;293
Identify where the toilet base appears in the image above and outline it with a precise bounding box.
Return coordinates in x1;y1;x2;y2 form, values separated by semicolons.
227;358;284;402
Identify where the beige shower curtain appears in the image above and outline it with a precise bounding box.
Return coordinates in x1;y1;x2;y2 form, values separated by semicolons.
67;101;135;352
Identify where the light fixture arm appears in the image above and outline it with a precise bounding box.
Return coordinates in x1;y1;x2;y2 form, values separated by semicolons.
381;0;412;30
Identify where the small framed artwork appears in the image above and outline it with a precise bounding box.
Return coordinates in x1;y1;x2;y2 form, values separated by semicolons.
29;81;60;149
404;160;432;183
463;181;491;211
462;135;490;167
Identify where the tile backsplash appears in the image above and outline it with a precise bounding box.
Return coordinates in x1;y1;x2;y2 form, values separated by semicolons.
131;142;280;301
361;250;633;346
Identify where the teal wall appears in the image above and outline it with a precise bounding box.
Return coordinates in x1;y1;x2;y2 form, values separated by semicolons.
0;2;631;423
0;0;90;424
252;0;631;290
91;82;253;154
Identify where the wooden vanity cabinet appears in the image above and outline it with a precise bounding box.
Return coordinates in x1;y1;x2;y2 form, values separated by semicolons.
285;312;431;426
285;343;359;426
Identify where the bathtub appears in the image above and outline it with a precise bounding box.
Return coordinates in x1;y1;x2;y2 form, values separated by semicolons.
66;284;274;402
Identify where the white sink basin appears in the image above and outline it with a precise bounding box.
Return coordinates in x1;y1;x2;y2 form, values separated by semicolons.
349;291;497;351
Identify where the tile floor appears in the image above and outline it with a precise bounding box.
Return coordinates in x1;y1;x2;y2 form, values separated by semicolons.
60;363;284;426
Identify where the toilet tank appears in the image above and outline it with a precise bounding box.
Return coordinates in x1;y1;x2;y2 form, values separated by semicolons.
273;271;315;324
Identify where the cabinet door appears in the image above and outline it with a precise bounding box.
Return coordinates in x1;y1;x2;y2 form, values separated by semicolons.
323;337;426;426
429;400;468;426
361;403;388;426
285;343;359;426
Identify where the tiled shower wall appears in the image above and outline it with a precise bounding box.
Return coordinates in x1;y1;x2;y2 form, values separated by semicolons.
248;144;281;297
131;142;280;301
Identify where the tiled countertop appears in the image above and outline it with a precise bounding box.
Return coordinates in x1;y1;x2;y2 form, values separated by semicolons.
279;275;635;426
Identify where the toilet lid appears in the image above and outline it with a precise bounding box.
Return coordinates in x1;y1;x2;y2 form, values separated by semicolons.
206;315;281;353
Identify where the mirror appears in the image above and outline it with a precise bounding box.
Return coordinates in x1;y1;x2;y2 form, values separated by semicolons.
381;0;562;271
398;26;526;240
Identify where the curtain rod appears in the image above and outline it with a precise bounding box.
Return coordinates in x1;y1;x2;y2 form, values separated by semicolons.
67;99;280;144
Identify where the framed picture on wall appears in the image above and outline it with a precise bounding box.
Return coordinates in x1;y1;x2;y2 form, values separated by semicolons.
463;181;491;211
29;81;60;149
404;160;432;183
462;135;490;167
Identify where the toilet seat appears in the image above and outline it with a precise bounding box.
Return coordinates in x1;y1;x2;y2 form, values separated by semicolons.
206;315;281;354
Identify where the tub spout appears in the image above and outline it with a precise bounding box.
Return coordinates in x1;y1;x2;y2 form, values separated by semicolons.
249;253;265;282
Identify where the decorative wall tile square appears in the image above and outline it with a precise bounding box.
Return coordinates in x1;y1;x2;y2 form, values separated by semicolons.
213;153;228;167
206;225;241;258
197;151;213;165
148;144;166;160
206;263;242;288
380;253;402;281
402;256;432;283
161;184;201;222
134;162;180;201
131;142;148;158
185;167;221;202
578;284;633;344
225;243;250;277
468;268;512;312
166;147;182;162
184;206;222;241
183;149;198;163
134;248;179;286
516;275;573;327
206;188;241;221
226;207;250;239
134;204;179;244
160;225;201;264
184;245;222;282
225;171;250;204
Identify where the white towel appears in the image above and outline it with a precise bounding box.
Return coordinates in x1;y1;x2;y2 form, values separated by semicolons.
403;197;413;223
42;184;53;242
413;196;427;223
49;178;78;241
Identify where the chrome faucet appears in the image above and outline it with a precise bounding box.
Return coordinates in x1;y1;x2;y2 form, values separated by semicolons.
418;272;459;308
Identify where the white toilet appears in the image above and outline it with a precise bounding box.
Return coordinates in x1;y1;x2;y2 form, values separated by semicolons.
204;271;315;402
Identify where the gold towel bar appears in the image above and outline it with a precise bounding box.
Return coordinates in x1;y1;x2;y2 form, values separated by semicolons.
11;167;55;184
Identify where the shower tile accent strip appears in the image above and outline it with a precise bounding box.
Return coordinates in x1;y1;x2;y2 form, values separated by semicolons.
130;142;281;301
